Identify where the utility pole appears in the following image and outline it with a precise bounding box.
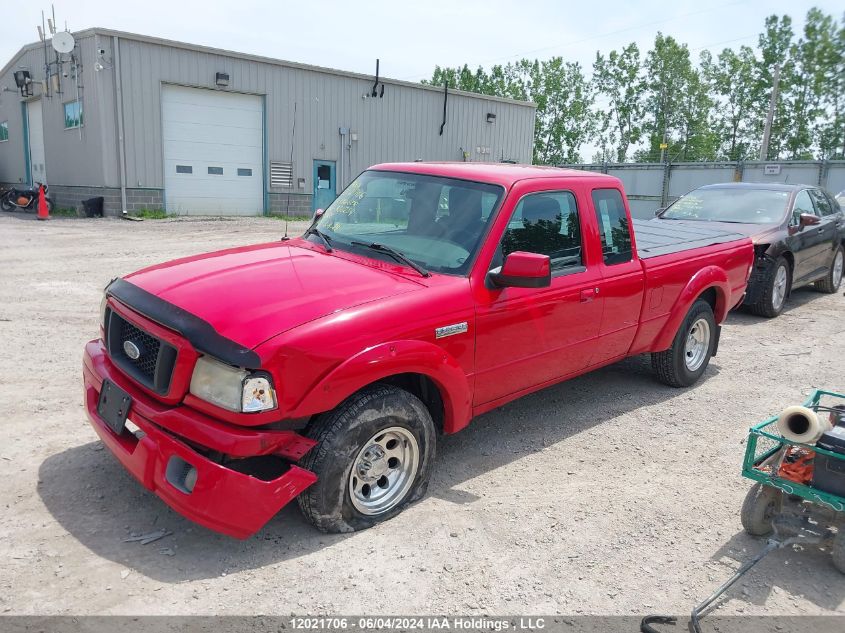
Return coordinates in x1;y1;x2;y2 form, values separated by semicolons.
759;64;781;161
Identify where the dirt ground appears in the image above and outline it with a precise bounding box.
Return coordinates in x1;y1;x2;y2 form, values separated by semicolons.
0;212;843;617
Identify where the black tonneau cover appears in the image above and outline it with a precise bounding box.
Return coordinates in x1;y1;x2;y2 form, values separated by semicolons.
633;219;747;259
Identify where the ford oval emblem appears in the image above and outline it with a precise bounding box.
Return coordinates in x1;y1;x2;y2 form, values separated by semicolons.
123;340;141;360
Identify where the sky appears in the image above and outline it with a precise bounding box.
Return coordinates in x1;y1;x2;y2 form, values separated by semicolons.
5;0;842;82
3;1;842;159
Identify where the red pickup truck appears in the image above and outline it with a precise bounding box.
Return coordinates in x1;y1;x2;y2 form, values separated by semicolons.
83;163;753;537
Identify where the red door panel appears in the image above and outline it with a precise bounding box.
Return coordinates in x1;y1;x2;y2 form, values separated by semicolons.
473;269;603;404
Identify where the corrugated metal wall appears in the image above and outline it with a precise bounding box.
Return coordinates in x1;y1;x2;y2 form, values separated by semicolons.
115;34;535;194
0;29;535;209
573;161;845;219
0;34;118;188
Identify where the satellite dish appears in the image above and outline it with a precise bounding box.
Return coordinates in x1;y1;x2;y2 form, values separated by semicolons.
52;31;75;54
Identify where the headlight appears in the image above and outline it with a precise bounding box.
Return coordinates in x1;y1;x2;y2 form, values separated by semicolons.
189;356;277;413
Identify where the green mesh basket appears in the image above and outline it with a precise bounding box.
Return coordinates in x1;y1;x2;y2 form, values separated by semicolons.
742;389;845;513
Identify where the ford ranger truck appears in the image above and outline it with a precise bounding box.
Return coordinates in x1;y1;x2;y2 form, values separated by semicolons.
83;163;754;537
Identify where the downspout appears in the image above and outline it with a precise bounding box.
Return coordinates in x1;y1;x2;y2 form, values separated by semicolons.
339;126;348;189
112;35;128;216
439;82;448;136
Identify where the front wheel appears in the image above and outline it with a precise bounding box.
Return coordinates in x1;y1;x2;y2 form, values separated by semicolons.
0;192;14;211
651;299;716;388
740;483;782;536
297;384;436;533
748;256;790;318
814;245;843;294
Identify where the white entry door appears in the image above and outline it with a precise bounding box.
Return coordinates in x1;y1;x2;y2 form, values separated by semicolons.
161;85;264;215
26;100;47;184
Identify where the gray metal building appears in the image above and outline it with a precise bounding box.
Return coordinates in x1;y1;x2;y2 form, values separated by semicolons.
0;29;536;216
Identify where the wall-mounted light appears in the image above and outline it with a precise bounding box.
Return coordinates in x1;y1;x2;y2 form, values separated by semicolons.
13;70;33;97
215;72;229;87
486;112;496;124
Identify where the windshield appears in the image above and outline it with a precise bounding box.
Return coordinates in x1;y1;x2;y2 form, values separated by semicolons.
661;187;790;224
310;170;504;275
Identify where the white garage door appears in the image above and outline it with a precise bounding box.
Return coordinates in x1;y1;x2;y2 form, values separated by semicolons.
162;85;263;215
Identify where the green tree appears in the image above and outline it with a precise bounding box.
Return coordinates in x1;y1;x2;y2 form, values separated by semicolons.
782;8;838;158
592;43;645;162
528;57;596;164
700;46;760;160
817;13;845;158
754;15;795;159
638;33;715;161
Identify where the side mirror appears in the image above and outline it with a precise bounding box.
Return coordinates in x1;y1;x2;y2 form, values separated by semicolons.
654;207;665;217
799;213;820;228
314;207;325;220
488;252;551;289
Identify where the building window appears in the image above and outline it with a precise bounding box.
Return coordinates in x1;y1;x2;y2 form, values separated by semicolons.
64;100;83;129
0;121;8;142
237;168;252;177
175;165;192;174
207;166;224;175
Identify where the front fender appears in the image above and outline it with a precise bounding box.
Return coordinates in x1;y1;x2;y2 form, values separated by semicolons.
290;340;473;434
652;266;730;352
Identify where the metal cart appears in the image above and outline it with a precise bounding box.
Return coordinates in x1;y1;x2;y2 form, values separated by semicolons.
741;388;845;573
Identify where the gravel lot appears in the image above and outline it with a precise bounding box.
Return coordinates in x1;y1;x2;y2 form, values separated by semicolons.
0;212;843;617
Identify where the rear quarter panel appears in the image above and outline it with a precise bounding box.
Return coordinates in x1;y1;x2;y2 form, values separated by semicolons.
629;239;753;354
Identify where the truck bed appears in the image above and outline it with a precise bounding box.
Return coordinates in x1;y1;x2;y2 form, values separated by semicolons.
633;219;747;259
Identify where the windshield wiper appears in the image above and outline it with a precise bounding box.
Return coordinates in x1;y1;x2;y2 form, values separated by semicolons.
304;227;333;252
350;241;430;277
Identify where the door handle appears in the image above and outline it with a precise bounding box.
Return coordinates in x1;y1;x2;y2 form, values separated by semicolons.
580;287;599;303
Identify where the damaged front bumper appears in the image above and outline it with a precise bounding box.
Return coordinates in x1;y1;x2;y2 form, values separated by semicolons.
82;339;317;539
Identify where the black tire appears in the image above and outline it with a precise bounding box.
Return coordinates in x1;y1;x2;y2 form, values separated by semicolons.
747;256;790;318
814;245;843;294
0;192;14;211
740;483;782;536
297;384;436;533
832;530;845;575
651;299;716;388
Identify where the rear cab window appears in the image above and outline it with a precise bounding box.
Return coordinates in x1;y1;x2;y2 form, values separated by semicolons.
591;188;632;265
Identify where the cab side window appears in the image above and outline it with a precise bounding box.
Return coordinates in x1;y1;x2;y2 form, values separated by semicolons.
791;190;816;224
500;191;582;272
809;189;833;216
592;188;632;265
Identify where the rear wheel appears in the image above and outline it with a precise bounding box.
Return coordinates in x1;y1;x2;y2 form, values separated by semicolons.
747;257;790;318
651;299;716;388
740;483;782;536
814;246;843;294
297;384;436;533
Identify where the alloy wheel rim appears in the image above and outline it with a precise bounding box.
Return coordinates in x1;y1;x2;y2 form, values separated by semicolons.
772;265;788;311
833;251;843;288
349;426;419;516
684;317;711;372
